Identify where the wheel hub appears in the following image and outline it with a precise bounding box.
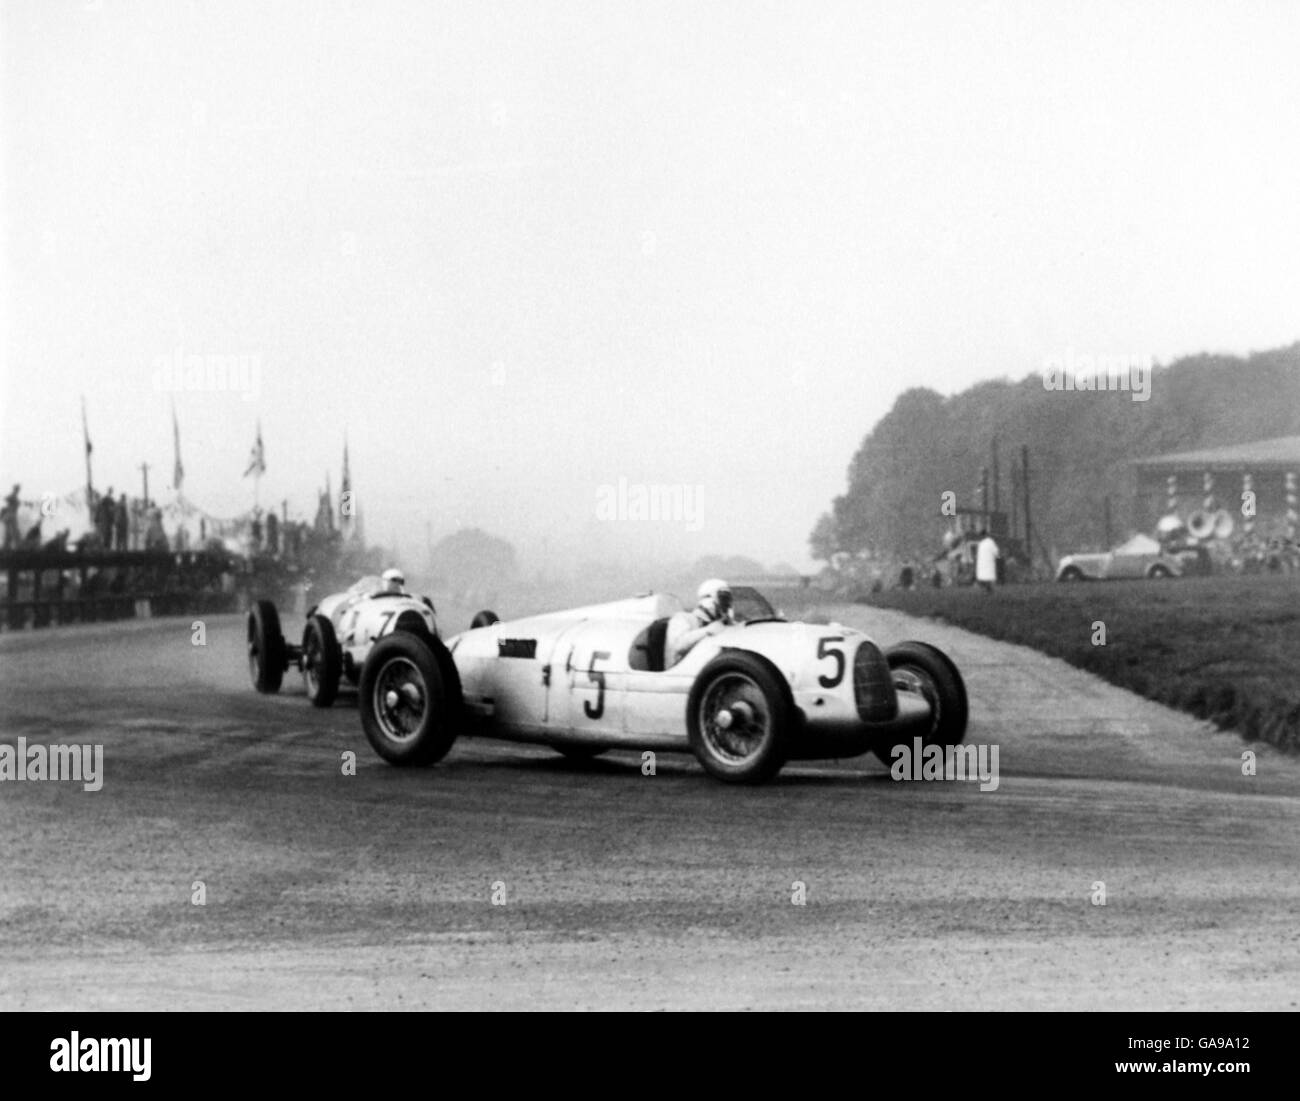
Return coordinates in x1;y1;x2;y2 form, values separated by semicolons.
702;677;768;762
716;701;754;730
374;657;428;741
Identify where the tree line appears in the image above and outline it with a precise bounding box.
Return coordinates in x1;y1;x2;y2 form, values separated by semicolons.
811;342;1300;563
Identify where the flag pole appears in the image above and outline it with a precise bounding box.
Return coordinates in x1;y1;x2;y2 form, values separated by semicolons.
171;398;185;498
81;395;94;503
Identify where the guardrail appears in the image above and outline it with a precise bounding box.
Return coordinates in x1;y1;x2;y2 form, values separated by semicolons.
1;549;240;631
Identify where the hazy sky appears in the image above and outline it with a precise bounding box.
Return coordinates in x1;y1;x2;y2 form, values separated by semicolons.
3;0;1298;571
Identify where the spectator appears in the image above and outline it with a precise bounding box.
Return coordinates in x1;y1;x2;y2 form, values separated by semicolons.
145;507;169;552
97;487;116;547
115;493;129;550
976;529;1000;594
2;483;20;549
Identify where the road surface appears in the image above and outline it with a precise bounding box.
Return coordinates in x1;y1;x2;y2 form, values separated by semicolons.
1;608;1296;1010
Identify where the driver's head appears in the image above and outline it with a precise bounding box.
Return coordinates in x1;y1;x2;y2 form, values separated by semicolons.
696;578;733;623
381;567;405;594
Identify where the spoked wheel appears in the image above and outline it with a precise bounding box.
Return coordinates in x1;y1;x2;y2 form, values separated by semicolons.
359;633;461;766
687;652;791;783
302;614;342;708
247;600;285;694
873;640;968;765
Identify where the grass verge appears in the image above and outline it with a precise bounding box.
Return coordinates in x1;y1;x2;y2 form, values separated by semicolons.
865;574;1300;751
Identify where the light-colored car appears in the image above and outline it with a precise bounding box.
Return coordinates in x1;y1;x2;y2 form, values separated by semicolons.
1056;534;1185;582
247;575;439;707
354;588;968;784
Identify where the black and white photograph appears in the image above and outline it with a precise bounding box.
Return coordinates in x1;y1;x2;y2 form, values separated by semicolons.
1;0;1297;1043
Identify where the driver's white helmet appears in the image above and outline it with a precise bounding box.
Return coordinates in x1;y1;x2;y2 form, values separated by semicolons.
381;567;406;594
696;578;733;623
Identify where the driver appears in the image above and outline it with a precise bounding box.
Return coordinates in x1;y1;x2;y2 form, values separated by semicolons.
381;567;406;595
665;578;734;666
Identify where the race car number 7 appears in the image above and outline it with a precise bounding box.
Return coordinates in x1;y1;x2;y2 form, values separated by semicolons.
817;636;846;688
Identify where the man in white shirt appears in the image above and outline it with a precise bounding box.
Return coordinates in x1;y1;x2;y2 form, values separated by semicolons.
975;530;1000;594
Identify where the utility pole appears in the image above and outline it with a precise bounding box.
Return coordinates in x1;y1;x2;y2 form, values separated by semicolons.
1103;496;1113;550
1009;458;1020;537
1021;445;1033;568
980;466;990;530
139;461;151;506
991;437;1000;515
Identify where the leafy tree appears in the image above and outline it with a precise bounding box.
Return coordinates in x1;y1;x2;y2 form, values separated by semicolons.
815;342;1300;560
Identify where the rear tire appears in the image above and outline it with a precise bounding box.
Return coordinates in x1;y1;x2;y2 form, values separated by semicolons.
359;633;461;766
248;600;285;694
302;614;342;708
873;641;968;765
687;652;791;783
1058;566;1084;582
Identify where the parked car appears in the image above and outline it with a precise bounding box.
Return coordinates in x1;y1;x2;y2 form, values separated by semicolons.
1057;534;1185;581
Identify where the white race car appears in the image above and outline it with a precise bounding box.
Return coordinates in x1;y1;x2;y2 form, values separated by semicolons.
248;575;440;707
354;587;967;784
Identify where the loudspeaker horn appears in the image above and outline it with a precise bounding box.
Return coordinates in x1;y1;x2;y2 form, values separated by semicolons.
1187;509;1215;540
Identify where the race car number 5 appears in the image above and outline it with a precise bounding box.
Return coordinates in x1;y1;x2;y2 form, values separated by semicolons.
584;651;611;719
817;637;846;688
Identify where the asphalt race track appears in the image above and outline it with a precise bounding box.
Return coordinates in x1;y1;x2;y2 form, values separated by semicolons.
2;608;1297;1010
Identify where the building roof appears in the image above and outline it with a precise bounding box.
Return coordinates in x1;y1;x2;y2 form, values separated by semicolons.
1133;435;1300;472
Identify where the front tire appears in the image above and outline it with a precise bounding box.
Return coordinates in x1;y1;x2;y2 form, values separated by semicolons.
470;609;499;629
359;633;461;766
687;652;792;783
874;641;968;765
248;600;285;694
1058;566;1084;582
302;614;342;708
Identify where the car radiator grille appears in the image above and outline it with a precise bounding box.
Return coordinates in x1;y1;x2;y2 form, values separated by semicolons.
854;641;898;723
